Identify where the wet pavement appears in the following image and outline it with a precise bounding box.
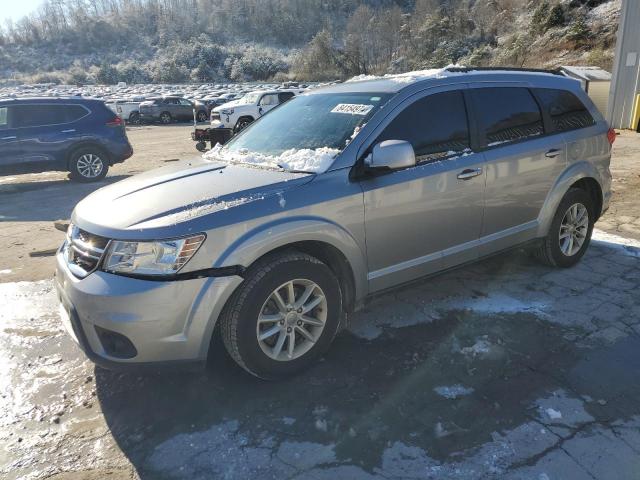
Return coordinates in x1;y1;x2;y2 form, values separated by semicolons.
1;229;640;479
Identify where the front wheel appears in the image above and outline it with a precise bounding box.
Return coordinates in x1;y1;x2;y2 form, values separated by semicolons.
234;117;252;133
534;188;595;268
220;251;342;380
69;149;109;182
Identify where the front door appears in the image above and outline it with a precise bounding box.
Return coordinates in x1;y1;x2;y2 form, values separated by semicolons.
359;89;486;292
258;94;279;116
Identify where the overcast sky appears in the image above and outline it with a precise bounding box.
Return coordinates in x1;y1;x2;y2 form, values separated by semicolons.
3;0;45;23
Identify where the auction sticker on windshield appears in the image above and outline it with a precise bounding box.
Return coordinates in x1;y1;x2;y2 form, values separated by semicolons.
331;103;374;115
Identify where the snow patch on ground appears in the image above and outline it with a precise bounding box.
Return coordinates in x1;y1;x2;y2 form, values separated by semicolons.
592;228;640;255
203;143;340;173
434;384;474;399
452;292;549;316
460;337;492;358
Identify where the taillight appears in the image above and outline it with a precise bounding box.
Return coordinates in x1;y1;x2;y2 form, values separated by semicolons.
607;128;617;145
106;115;123;127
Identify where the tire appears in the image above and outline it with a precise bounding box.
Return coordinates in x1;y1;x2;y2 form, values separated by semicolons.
128;112;140;125
196;110;208;123
195;141;207;152
69;147;109;182
534;188;594;268
159;111;172;124
220;251;342;380
234;117;253;133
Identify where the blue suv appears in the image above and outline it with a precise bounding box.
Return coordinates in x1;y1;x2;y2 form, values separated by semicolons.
0;98;133;182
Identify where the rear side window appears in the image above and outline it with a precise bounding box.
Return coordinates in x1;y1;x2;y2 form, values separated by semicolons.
278;92;295;104
473;88;544;147
377;90;470;163
0;107;8;129
14;104;87;128
534;88;596;132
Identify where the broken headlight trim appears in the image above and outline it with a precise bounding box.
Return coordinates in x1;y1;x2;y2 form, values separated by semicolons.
102;234;206;276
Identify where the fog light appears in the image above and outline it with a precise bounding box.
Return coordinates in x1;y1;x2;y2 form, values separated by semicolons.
95;326;137;359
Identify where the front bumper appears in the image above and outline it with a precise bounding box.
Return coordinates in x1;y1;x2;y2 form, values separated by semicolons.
55;250;243;369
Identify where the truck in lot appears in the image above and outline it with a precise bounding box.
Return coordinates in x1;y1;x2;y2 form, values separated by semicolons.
56;68;613;378
106;100;141;125
210;89;299;132
0;97;133;181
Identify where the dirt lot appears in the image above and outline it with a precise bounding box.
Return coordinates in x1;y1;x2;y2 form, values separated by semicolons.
1;128;640;480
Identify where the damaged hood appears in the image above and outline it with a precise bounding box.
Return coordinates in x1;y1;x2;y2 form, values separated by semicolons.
72;158;312;237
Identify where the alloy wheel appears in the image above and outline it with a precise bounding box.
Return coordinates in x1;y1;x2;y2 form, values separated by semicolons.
559;202;589;257
256;279;327;361
76;154;104;179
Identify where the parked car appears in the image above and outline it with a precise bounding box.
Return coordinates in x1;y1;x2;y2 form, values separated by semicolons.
106;100;141;125
192;99;212;123
210;89;298;132
56;68;612;378
0;97;133;181
138;96;194;124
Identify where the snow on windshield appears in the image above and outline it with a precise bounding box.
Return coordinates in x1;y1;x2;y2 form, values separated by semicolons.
346;65;464;84
203;144;340;174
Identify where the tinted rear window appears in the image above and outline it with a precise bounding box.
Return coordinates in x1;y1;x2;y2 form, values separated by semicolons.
473;88;544;147
15;104;88;128
534;88;596;132
377;90;470;162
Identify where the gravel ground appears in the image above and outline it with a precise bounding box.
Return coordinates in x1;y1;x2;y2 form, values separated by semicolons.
1;128;639;480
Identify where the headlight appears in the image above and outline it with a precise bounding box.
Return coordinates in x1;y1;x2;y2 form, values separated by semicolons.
102;234;205;276
221;108;234;115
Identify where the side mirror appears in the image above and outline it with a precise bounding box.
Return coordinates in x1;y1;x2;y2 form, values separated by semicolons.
365;140;416;171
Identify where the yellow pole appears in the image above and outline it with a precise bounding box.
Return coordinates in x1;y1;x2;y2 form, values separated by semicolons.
632;94;640;131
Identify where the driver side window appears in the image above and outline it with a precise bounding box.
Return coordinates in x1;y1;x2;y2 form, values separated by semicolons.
376;91;471;164
260;94;278;106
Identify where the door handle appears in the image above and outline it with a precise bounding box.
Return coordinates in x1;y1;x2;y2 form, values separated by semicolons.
457;168;483;180
1;136;17;140
545;149;562;158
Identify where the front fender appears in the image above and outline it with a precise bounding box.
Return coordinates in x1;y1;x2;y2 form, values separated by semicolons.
537;161;605;237
215;216;369;301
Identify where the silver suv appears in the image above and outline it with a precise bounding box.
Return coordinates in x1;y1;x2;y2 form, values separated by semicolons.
56;68;613;379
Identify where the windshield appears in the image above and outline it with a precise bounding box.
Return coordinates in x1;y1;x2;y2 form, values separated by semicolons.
206;92;391;173
236;92;261;105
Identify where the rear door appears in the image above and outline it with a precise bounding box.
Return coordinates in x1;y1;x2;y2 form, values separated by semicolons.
178;99;194;120
0;105;23;174
469;86;567;255
17;104;89;173
359;88;486;292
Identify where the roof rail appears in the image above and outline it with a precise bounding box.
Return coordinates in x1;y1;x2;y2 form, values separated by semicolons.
445;66;564;76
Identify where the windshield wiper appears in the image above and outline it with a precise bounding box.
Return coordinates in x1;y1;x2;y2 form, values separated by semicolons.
277;164;315;175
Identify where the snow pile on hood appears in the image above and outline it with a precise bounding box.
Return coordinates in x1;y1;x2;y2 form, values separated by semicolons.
346;65;465;85
203;144;340;173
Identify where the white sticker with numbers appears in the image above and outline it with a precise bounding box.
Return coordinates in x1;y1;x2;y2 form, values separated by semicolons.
331;103;374;115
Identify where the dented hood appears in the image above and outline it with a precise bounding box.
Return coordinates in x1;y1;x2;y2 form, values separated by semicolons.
72;158;311;238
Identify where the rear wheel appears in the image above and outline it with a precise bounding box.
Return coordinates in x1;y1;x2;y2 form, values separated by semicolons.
69;148;109;182
159;111;172;124
220;251;342;380
534;188;594;268
128;112;140;125
196;110;208;123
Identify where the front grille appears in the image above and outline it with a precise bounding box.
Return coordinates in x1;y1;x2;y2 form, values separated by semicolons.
64;225;110;278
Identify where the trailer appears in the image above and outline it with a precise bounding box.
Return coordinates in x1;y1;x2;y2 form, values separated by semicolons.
191;127;234;151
